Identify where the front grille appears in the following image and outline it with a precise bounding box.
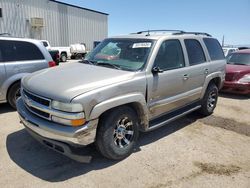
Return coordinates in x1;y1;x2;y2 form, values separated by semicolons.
23;89;50;107
22;89;51;120
28;106;50;119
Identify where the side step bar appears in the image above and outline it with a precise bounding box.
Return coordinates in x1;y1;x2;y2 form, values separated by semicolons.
25;126;92;163
148;101;201;131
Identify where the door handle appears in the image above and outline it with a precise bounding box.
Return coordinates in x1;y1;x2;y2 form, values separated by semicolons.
204;69;209;75
183;74;189;81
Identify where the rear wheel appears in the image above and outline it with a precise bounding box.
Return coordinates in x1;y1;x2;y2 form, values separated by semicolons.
199;83;218;116
60;53;67;62
7;82;21;110
96;106;139;160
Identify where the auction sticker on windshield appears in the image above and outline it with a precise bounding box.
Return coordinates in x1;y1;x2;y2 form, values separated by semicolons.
132;43;151;48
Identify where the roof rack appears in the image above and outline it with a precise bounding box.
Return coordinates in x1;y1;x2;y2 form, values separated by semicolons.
132;30;185;36
173;32;212;37
131;30;212;37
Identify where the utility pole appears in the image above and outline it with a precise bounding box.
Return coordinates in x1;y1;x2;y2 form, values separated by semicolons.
222;35;225;47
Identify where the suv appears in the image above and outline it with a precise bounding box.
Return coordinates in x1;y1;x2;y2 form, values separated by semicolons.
17;30;226;161
0;37;56;109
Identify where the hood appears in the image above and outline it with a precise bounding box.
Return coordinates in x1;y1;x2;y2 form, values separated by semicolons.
22;63;135;102
225;64;250;81
226;64;250;73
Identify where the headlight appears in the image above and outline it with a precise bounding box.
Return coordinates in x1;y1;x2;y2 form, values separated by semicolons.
238;74;250;83
52;101;83;112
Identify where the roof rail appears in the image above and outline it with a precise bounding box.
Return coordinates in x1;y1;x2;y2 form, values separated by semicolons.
173;32;212;37
132;30;185;36
131;30;212;37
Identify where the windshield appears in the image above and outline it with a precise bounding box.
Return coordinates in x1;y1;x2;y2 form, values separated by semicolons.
85;38;154;71
227;53;250;65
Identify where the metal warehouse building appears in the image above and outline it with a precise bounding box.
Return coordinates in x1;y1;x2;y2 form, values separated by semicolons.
0;0;108;49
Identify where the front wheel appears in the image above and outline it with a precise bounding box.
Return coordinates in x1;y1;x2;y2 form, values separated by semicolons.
96;106;139;160
199;83;218;116
7;82;21;110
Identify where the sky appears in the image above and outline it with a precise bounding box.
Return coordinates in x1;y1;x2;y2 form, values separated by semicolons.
60;0;250;45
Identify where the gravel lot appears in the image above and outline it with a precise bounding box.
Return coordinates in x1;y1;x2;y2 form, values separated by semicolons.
0;90;250;187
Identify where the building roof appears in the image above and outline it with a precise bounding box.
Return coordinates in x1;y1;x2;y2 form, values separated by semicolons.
50;0;109;16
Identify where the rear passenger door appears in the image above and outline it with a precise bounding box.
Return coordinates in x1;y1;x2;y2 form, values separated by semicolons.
0;40;47;80
0;47;6;101
183;39;210;100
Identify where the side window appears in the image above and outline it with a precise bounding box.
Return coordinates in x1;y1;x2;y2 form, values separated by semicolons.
154;40;185;70
0;43;2;62
184;39;206;66
0;40;44;62
203;38;225;60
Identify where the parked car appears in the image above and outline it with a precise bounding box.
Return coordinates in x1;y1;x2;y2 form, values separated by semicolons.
223;47;238;57
41;40;71;62
221;49;250;94
48;50;60;65
0;37;56;109
17;30;226;162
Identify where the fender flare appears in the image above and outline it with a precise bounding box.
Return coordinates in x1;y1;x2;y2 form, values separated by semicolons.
89;93;149;129
201;72;223;98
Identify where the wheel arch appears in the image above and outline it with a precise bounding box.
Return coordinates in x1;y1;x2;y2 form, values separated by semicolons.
201;73;223;98
89;93;149;131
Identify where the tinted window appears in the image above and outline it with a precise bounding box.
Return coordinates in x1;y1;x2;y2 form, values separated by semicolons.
0;8;2;18
154;40;185;70
204;38;224;60
0;40;44;62
185;39;206;65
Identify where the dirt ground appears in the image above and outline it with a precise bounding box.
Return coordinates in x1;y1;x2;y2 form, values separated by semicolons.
0;93;249;188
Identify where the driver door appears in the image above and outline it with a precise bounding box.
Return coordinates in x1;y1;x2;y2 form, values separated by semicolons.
147;39;191;119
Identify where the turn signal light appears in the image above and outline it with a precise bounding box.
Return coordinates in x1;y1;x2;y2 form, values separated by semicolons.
71;119;86;127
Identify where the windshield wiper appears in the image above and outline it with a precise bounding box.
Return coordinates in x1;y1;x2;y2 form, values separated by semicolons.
81;59;96;65
233;63;247;65
96;62;121;70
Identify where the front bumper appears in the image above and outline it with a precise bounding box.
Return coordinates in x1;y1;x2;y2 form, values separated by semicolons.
16;98;98;146
221;81;250;95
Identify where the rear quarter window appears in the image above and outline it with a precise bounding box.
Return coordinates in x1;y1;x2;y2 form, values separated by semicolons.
203;38;225;60
0;40;44;62
184;39;206;66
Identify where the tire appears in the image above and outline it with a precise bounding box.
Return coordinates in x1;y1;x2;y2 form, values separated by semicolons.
96;106;139;160
199;82;218;116
7;82;21;110
60;53;67;62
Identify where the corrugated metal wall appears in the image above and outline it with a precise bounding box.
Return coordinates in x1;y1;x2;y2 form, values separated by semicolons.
0;0;108;50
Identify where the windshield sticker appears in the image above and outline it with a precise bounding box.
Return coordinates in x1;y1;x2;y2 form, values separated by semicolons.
132;43;151;48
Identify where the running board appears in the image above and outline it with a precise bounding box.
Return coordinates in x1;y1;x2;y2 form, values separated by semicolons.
147;103;201;131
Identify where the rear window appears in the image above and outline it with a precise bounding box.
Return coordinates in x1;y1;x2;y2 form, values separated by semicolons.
0;40;44;62
184;39;206;66
204;38;225;60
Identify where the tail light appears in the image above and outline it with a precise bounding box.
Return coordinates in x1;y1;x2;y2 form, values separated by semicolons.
48;61;56;67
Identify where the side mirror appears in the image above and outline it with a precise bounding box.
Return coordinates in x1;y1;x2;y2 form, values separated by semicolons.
152;66;163;74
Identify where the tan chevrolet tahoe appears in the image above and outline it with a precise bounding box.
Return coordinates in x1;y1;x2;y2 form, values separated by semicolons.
17;30;226;162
